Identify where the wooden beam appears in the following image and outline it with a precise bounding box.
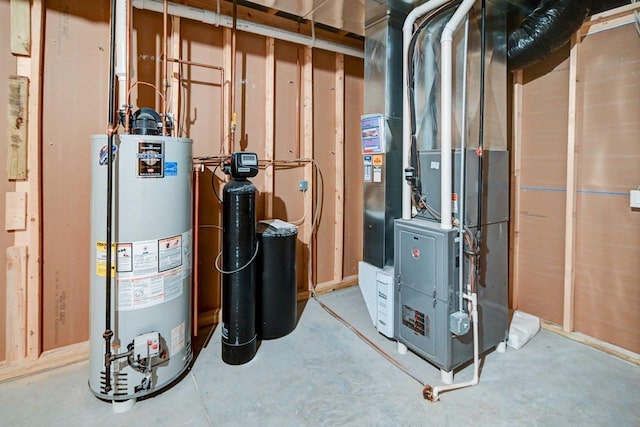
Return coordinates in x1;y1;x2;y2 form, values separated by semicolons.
333;53;345;282
302;46;314;291
510;70;523;310
170;16;181;135
5;246;27;363
584;2;640;29
5;192;27;231
540;321;640;367
7;75;28;180
314;274;358;295
10;0;31;56
563;34;581;333
264;37;275;218
14;0;43;361
0;341;89;383
223;28;232;155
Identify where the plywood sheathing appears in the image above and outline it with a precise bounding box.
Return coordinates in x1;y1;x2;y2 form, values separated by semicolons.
515;15;640;353
517;48;570;326
41;0;110;351
342;56;364;278
573;25;640;353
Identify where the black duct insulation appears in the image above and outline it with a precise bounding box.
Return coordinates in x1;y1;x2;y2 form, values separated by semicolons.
508;0;593;70
222;178;258;365
508;0;629;70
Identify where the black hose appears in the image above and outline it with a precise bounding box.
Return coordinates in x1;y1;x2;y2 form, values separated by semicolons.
103;0;118;394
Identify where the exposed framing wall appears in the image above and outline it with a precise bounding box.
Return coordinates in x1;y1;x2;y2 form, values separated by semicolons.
511;5;640;354
1;0;364;381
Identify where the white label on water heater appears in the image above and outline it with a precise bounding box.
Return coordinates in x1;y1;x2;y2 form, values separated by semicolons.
115;230;190;311
171;321;185;357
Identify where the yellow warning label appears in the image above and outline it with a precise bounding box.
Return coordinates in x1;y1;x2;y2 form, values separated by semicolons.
96;241;116;277
372;155;383;166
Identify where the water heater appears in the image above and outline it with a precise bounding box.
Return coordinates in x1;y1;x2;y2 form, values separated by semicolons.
89;133;193;401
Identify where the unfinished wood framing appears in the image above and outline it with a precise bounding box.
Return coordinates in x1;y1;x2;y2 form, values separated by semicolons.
515;6;640;353
10;0;31;56
510;69;523;310
5;246;27;362
13;0;43;361
562;34;581;332
264;37;275;218
302;46;314;291
4;191;26;231
170;16;181;120
7;75;28;180
1;1;364;375
333;53;345;282
0;341;89;383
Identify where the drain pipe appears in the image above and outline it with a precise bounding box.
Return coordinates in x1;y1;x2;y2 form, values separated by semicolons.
439;0;476;230
424;292;479;401
402;0;452;220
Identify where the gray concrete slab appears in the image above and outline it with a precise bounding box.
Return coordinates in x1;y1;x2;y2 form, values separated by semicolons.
1;287;639;426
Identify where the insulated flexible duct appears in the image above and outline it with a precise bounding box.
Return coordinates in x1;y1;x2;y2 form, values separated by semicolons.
507;0;593;70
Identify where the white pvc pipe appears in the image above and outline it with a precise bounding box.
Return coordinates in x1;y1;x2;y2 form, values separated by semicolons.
402;0;451;220
429;292;479;401
132;0;364;59
439;0;476;230
115;0;127;108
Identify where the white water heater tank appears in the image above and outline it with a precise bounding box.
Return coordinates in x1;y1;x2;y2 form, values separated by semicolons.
89;134;193;401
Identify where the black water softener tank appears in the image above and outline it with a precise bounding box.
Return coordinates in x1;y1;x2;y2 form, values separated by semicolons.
221;152;259;365
256;220;298;339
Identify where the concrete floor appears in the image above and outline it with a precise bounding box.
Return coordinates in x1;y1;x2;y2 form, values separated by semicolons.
1;286;639;426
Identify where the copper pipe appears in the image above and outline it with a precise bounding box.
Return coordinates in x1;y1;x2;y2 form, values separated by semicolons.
125;0;131;133
193;165;201;336
162;0;168;135
166;57;226;154
167;57;224;71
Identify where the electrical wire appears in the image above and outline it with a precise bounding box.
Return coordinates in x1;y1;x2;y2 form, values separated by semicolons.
210;157;227;204
214;241;260;275
310;291;426;387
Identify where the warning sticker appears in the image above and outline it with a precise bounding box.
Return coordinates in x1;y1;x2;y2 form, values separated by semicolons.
158;235;183;272
96;241;116;277
373;165;382;183
116;243;133;272
171;322;185;357
132;240;158;276
108;230;191;311
372;154;383;166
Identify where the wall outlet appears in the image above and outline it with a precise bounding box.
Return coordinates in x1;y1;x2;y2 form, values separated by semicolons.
631;190;640;209
299;180;308;192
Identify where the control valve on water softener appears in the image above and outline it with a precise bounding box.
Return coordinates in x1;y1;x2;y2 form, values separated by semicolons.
224;152;259;179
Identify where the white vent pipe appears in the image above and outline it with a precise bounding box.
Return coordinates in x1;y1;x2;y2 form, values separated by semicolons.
439;0;476;230
115;0;128;109
402;0;451;220
131;0;364;59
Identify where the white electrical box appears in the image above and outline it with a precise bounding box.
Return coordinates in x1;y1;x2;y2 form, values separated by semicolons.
631;190;640;209
133;332;161;360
